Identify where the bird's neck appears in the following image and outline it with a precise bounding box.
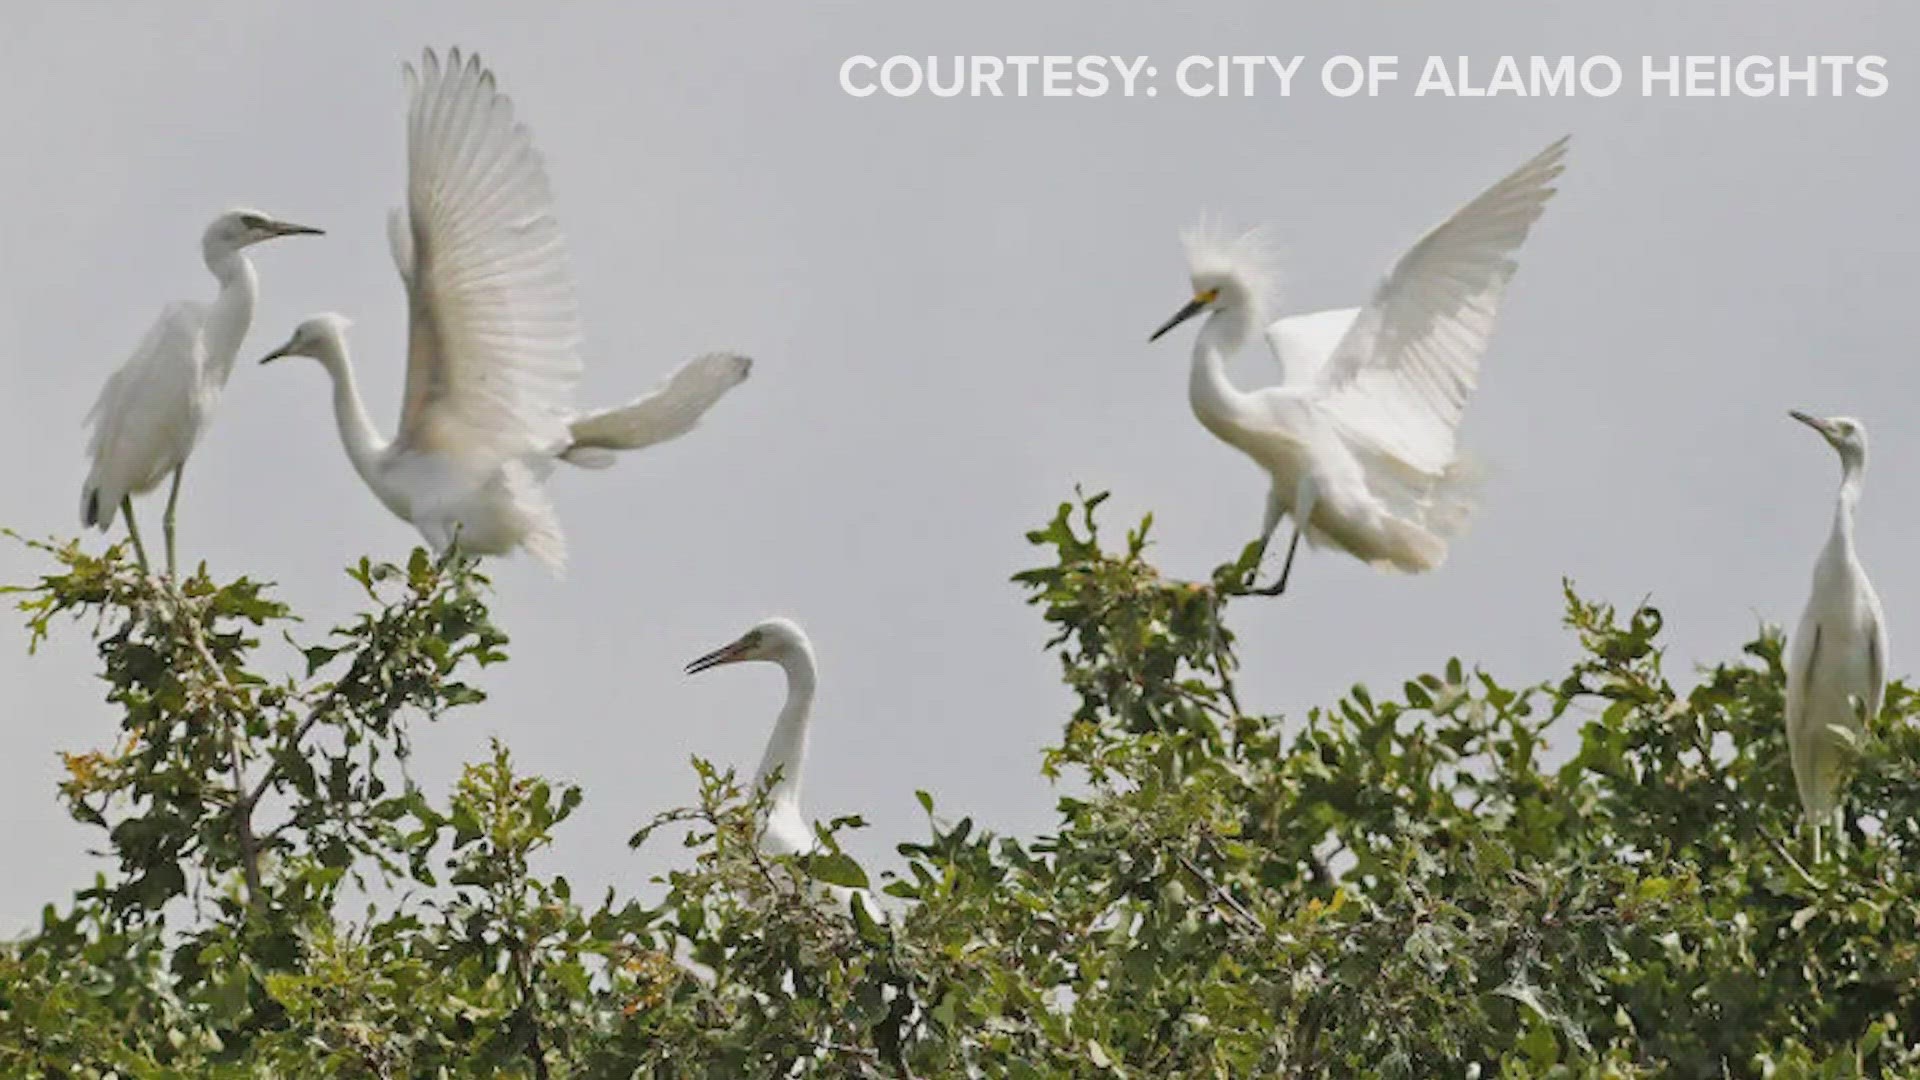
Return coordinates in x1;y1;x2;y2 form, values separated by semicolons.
755;646;818;813
202;247;258;385
1189;310;1258;443
313;339;392;487
1830;463;1865;551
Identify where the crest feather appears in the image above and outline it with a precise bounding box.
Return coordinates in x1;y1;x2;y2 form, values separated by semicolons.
1180;218;1282;320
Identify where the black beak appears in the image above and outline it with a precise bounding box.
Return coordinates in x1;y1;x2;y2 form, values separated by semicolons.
685;640;745;675
258;342;293;366
271;221;325;237
1789;410;1830;436
1149;297;1208;342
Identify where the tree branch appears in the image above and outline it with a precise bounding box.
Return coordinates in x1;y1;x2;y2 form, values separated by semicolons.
174;595;265;910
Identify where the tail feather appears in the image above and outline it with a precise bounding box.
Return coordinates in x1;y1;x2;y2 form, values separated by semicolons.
500;461;567;578
563;351;751;465
1375;516;1448;573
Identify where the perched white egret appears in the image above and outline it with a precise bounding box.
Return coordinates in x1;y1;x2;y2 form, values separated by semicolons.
261;48;751;574
1149;137;1567;594
1784;411;1887;857
80;209;323;574
685;618;822;859
684;616;879;917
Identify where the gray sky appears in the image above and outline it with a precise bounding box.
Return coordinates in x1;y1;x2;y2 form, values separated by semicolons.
2;2;1915;931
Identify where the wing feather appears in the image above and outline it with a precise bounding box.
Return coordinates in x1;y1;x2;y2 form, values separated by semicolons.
1262;307;1359;388
80;304;206;527
1865;602;1888;720
564;352;753;461
1311;136;1567;475
395;47;582;461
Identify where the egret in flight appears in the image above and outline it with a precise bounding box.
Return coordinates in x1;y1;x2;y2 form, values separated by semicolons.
1784;411;1887;859
81;210;322;574
261;49;751;574
1148;137;1567;594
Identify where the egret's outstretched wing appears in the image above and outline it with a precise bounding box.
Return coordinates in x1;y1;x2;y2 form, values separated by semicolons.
1311;136;1567;474
1262;306;1359;388
394;47;582;461
563;352;753;466
81;303;206;528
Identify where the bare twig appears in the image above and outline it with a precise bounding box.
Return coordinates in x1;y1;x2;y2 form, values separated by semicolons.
1176;851;1261;932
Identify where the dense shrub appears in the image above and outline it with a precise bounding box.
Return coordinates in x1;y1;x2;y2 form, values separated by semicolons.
2;494;1917;1077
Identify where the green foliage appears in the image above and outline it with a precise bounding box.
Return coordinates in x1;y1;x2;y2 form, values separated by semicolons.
4;496;1920;1077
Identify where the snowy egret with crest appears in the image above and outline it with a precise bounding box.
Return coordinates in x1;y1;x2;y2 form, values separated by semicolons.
1148;137;1567;595
80;209;323;575
1784;411;1887;859
260;48;751;575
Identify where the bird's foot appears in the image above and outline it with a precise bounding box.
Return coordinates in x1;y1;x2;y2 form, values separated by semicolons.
1219;575;1289;598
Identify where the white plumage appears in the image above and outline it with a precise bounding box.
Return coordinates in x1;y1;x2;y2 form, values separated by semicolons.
685;618;874;917
1784;411;1887;851
80;210;322;573
1149;137;1566;594
262;48;752;575
685;618;821;859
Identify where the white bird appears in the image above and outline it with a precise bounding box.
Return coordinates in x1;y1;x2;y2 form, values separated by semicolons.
1148;137;1567;594
80;209;322;574
1784;411;1887;856
685;618;823;860
260;48;751;575
685;617;878;918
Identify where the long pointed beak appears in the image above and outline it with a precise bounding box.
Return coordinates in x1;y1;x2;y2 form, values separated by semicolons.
1149;297;1208;342
1789;409;1832;437
269;220;325;237
685;638;749;676
258;340;294;366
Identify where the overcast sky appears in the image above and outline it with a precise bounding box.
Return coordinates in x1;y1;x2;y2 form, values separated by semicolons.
1;2;1914;932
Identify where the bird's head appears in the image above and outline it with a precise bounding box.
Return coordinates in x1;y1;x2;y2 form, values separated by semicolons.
259;313;353;366
685;618;810;675
1791;410;1869;471
204;208;324;255
1150;220;1280;342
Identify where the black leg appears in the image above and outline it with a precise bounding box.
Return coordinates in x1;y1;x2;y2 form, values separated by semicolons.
1248;526;1303;597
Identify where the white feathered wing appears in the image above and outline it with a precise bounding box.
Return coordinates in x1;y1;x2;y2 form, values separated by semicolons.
1264;136;1567;552
81;304;207;530
388;46;583;567
562;352;754;468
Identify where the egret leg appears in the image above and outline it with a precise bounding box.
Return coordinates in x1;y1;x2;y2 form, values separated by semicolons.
162;465;184;579
1250;529;1304;597
1257;485;1284;553
1231;487;1284;585
120;498;151;572
1251;475;1317;598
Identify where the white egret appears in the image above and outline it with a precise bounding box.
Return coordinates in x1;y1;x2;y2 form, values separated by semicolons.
80;210;323;574
685;617;877;916
1784;411;1887;858
260;48;751;575
685;618;822;859
1148;137;1567;594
